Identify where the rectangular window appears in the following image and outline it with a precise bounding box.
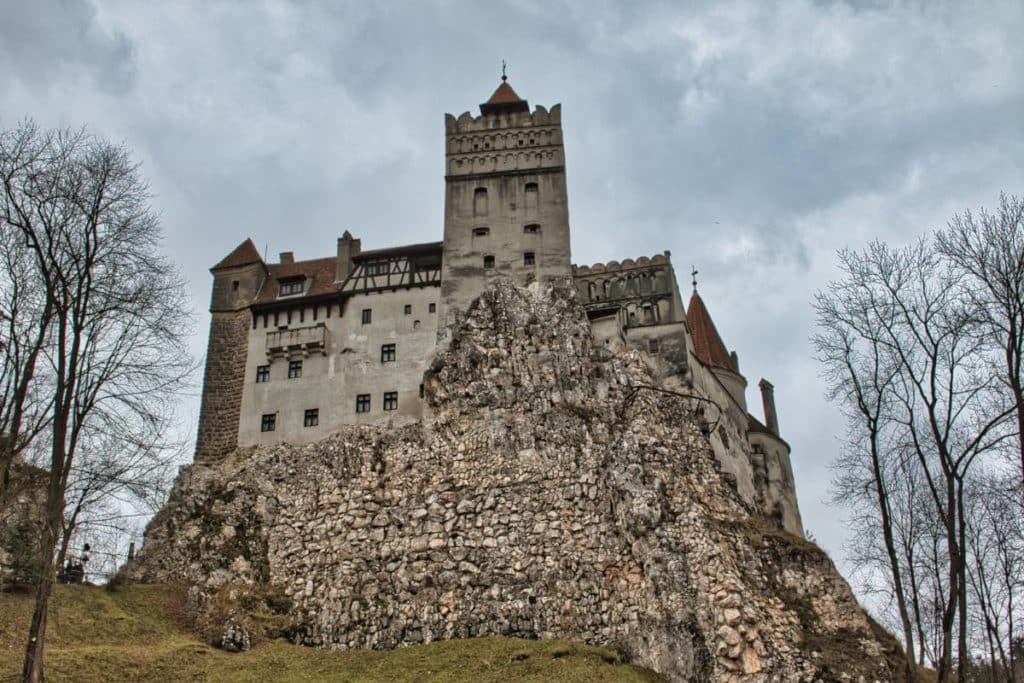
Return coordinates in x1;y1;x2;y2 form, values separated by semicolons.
419;383;425;398
472;227;490;237
279;279;303;296
381;343;396;363
404;304;412;315
523;223;541;234
524;252;535;266
361;308;372;324
356;394;371;413
288;360;302;378
648;339;660;353
483;255;495;269
304;408;319;427
364;262;388;276
383;391;398;411
260;414;276;432
429;303;436;313
255;365;270;383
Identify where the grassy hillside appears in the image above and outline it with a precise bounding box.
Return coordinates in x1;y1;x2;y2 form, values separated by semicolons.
0;585;660;682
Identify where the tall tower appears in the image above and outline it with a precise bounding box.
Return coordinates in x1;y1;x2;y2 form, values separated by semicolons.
439;76;571;335
194;239;266;463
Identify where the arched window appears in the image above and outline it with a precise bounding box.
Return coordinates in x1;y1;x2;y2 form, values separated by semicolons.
524;182;539;212
474;187;488;216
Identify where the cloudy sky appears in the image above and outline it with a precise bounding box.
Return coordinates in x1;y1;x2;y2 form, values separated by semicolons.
3;0;1022;590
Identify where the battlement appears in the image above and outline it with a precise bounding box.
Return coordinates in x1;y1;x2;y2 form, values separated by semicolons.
444;103;561;134
572;252;672;276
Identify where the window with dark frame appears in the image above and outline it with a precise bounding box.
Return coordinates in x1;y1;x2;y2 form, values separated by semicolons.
381;343;396;363
383;391;398;411
524;224;541;234
419;383;425;398
260;414;276;432
429;303;436;313
232;280;239;291
472;227;490;237
404;304;412;315
361;308;372;324
304;408;319;427
524;252;535;266
279;279;303;296
483;255;495;269
364;262;388;276
356;394;370;413
255;365;270;383
288;360;302;378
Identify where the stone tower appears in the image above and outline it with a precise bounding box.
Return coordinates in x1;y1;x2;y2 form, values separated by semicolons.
194;239;266;463
439;76;571;335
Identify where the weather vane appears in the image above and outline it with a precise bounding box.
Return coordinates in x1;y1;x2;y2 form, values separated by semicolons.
691;265;699;290
501;59;507;82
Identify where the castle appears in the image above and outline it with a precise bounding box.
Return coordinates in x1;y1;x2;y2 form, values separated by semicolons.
195;76;803;536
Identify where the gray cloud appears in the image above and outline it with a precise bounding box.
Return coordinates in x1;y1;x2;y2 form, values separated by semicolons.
2;0;1022;593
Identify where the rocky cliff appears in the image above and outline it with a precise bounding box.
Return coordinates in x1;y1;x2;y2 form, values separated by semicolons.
125;279;901;681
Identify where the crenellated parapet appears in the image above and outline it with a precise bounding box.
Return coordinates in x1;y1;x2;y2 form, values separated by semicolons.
444;105;564;178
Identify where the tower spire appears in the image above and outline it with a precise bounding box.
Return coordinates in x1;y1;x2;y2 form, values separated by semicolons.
501;59;507;82
691;265;699;291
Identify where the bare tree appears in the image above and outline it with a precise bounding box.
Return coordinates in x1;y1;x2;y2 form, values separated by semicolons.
815;237;1015;682
0;120;192;683
937;194;1024;488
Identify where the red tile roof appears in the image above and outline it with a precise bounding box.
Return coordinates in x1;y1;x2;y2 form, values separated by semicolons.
254;257;339;305
686;290;737;372
211;238;262;271
486;81;523;105
480;80;529;116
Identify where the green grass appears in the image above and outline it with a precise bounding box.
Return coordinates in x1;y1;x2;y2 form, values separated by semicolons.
0;585;661;682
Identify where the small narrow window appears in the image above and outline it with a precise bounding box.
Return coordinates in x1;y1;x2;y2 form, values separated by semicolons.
648;339;660;354
524;183;539;212
361;308;372;325
381;343;396;363
429;303;436;313
472;227;490;237
260;414;276;432
404;304;412;315
483;255;495;269
312;306;318;321
419;383;425;398
304;408;319;427
232;280;240;291
364;262;388;276
474;187;488;216
255;365;270;383
523;252;535;266
413;320;421;329
383;391;398;411
523;224;541;234
288;360;302;379
356;394;371;413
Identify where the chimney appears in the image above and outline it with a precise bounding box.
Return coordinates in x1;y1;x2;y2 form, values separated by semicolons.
279;252;294;264
759;378;779;436
336;230;361;282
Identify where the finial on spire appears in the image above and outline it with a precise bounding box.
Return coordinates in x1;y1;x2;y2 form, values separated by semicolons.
501;59;507;82
691;265;699;291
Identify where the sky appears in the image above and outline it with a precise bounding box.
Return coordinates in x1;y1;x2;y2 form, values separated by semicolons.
2;0;1022;595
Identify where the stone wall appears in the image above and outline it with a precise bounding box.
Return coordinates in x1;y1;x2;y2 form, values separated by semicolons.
129;279;900;681
194;309;251;463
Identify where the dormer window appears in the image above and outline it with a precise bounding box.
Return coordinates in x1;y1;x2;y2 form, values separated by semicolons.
279;278;304;296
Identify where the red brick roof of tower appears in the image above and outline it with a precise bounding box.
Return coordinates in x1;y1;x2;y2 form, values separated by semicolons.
211;238;263;271
486;81;524;105
686;290;738;373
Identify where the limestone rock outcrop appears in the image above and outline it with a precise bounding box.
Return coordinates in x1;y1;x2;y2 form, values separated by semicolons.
125;279;900;681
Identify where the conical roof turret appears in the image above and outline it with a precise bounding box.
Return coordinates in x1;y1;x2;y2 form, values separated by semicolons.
686;290;738;373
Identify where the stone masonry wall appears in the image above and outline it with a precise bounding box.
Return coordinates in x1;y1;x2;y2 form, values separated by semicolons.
128;280;901;682
194;310;250;463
